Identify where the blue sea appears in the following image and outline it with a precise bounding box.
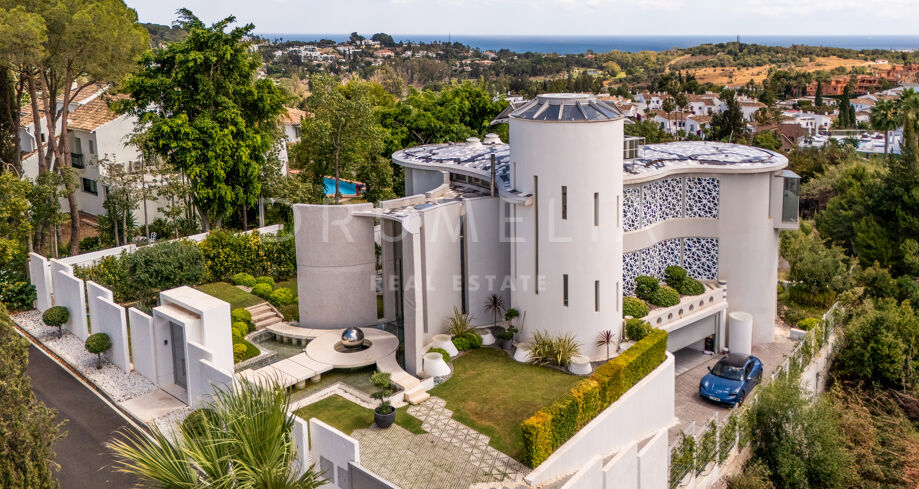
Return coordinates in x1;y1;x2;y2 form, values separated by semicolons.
256;34;919;55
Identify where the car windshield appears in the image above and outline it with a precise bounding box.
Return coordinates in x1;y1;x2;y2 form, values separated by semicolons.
712;362;744;381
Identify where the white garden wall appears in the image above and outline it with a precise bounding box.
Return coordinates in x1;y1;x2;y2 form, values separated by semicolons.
186;341;233;408
560;455;603;489
53;270;89;341
637;430;669;489
28;253;52;312
309;418;360;489
86;280;113;333
525;353;676;486
94;297;131;372
128;308;156;382
602;442;638;488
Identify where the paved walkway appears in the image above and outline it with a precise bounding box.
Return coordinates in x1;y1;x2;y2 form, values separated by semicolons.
672;328;795;439
27;345;142;489
351;397;529;489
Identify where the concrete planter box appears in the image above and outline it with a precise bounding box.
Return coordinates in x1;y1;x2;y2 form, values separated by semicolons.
513;343;532;363
480;330;496;346
789;328;807;341
432;334;459;357
568;355;592;376
423;352;451;377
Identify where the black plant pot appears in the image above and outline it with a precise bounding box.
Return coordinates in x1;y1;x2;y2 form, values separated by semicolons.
374;407;396;428
498;339;511;350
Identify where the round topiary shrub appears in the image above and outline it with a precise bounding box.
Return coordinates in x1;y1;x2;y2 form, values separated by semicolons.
664;265;688;288
231;308;254;332
796;317;820;331
182;408;218;440
233;342;248;362
625;318;651;341
232;273;257;287
231;321;248;340
255;276;276;288
268;288;296;307
649;286;681;307
634;276;660;301
678;277;706;296
622;296;650;318
85;332;112;369
42;306;69;337
251;283;273;299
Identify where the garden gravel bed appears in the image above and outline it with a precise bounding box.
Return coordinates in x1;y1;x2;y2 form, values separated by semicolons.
12;310;157;402
151;406;193;439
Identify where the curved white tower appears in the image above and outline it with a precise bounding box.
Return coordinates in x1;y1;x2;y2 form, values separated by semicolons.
508;94;625;360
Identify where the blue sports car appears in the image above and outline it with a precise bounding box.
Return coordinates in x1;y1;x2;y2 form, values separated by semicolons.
698;354;763;406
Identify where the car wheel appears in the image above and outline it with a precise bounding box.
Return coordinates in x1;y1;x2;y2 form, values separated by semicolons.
736;391;746;406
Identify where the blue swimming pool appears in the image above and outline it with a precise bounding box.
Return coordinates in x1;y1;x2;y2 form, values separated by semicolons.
323;177;359;196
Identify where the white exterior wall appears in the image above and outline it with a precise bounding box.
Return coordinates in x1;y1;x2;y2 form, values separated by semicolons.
159;286;233;372
294;204;377;329
402;228;425;376
637;430;669;489
94;296;131;372
405;168;448;195
718;173;778;345
49;259;74;306
524;353;675;486
86;280;113;333
309;418;360;489
602;442;638;489
560;455;603;489
28;253;52;312
53;270;89;341
510;116;624;360
129;308;156;381
186;341;234;407
419;202;463;337
463;197;511;327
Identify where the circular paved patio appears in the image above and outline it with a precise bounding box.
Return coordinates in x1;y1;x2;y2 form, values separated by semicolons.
304;328;399;368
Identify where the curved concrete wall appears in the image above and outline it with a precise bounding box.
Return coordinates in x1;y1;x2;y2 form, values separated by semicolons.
510;117;624;360
294;203;378;329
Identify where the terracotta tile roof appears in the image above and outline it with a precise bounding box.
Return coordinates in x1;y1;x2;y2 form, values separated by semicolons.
687;114;712;123
280;107;308;125
19;83;108;129
850;97;876;106
740;101;765;108
67;94;126;132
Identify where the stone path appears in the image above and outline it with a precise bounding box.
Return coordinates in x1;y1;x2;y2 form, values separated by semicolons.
351;396;530;489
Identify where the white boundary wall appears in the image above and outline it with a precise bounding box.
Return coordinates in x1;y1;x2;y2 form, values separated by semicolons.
560;455;603;489
53;270;89;341
86;281;113;333
28;253;52;312
525;353;676;486
309;418;360;489
59;244;136;268
186;341;233;408
129;308;156;382
94;297;131;372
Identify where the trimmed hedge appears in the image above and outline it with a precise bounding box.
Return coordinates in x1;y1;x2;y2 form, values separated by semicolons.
232;273;256;287
452;332;483;351
625;318;651;341
231;308;254;332
269;288;296;307
521;329;668;468
255;276;276;288
251;283;273;299
649;286;681;307
796;317;820;331
622;296;649;318
678;278;706;296
634;276;659;301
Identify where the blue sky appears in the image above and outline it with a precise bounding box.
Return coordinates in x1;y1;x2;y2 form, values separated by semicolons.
126;0;919;36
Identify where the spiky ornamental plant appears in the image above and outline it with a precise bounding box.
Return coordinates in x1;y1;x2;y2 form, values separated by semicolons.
483;294;506;327
108;379;325;488
596;330;617;361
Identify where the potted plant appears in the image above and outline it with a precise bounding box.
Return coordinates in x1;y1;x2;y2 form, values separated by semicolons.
370;371;396;428
85;333;112;369
496;324;518;350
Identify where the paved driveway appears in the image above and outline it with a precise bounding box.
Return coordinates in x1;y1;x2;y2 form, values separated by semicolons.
671;338;795;439
27;345;142;489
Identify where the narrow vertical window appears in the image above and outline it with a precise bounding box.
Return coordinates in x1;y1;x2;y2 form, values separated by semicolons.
616;281;621;312
594;280;600;312
561;186;567;220
616;195;621;228
594;192;599;226
563;274;569;306
534;176;539;294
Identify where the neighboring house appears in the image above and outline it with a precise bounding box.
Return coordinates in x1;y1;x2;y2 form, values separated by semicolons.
738;99;765;121
753;123;810;152
687;93;723;115
850;97;876;112
781;110;834;134
684;114;712;136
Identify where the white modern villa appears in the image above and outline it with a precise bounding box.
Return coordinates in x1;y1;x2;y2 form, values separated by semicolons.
295;93;799;374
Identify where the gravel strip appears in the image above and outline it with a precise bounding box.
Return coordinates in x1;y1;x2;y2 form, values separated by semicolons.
150;406;193;440
12;310;157;402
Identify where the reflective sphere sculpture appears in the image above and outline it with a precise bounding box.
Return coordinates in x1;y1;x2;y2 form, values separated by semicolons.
341;328;365;349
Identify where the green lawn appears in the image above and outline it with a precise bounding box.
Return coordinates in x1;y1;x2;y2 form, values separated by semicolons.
195;282;264;310
276;278;298;295
234;338;260;363
429;348;581;461
294;394;425;435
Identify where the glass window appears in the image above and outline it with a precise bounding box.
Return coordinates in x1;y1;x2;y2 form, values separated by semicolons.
561;186;567;220
782;172;800;223
81;178;97;195
88;140;95;154
712;361;744;381
563;274;568;307
594;192;599;226
594;280;600;312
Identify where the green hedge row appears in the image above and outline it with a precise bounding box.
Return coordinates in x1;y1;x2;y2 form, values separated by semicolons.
520;328;668;468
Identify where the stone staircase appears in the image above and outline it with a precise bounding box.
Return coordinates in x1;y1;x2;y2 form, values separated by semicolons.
378;354;430;405
246;302;286;330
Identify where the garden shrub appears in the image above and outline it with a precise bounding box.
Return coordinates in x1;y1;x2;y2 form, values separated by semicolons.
452;332;482;351
529;331;581;366
428;347;451;363
255;276;276;288
232;273;256;287
788;285;835;307
664;265;687;286
233;343;248;362
796;317;820;331
251;283;273;299
268;288;296;307
231;308;254;332
125;240;205;292
622;296;649;318
634;276;660;301
182;408;218;439
496;324;518;341
74;255;132;302
678;277;706;296
199;229;265;282
625;318;651;341
231;321;248;341
522;329;668;467
42;306;69;336
0;281;36;311
85;332;112;369
649;286;681;307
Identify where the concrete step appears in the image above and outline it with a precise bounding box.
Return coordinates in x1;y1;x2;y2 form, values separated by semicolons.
257;319;285;330
405;389;430;405
252;311;279;323
246;302;273;313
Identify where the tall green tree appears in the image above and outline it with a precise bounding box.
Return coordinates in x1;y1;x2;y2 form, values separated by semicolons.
0;303;64;489
711;90;745;141
870;98;898;155
115;10;286;229
292;75;390;203
0;0;149;255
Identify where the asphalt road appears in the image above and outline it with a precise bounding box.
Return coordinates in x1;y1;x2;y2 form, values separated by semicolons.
27;344;142;489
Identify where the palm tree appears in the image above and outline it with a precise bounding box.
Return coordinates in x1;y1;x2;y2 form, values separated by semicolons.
483;294;506;327
108;379;325;489
871;99;899;155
